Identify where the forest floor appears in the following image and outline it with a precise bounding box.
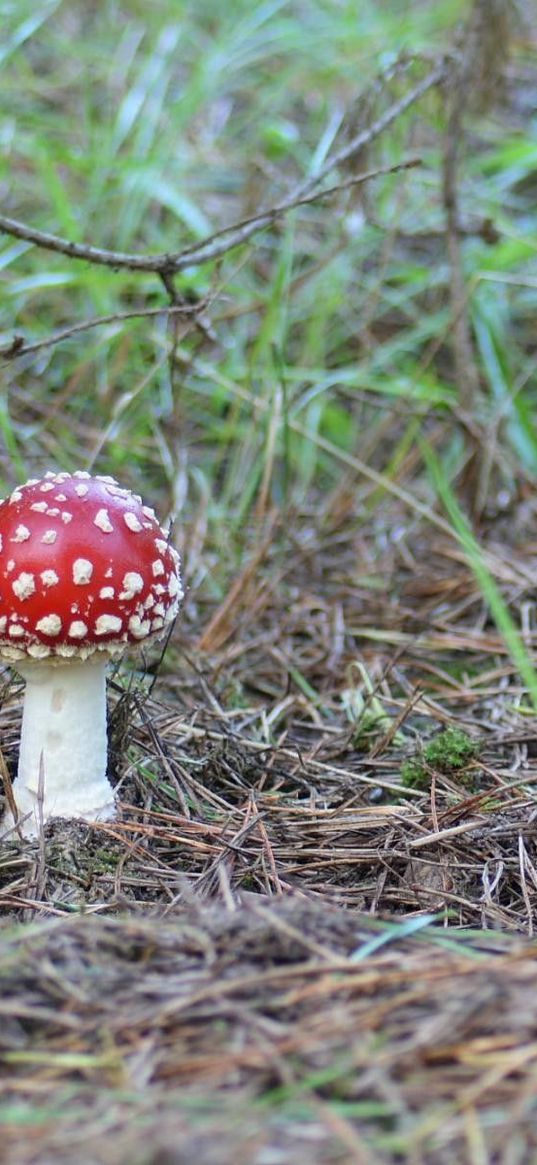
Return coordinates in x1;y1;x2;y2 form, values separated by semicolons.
2;493;537;1165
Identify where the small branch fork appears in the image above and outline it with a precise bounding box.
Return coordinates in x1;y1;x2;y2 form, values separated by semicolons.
0;162;421;361
0;59;446;358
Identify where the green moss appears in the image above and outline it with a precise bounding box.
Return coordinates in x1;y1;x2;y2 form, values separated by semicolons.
400;728;480;791
90;847;120;872
423;727;479;773
400;758;430;791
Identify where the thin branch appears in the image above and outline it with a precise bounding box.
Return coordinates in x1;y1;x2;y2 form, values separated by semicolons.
0;302;207;360
0;214;159;271
180;156;421;253
296;60;446;198
0;60;445;279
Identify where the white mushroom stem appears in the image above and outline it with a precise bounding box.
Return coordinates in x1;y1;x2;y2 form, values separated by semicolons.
4;657;115;836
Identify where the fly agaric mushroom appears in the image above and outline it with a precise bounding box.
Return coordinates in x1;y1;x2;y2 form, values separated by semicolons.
0;470;182;835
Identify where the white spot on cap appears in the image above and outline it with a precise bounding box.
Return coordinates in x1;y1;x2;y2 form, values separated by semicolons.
119;571;144;600
168;572;181;599
95;614;122;635
96;475;116;485
142;506;156;520
152;560;165;578
106;484;129;499
61;512;73;524
40;570;59;588
36;614;62;636
39;483;55;493
11;525;31;543
6;559;15;573
54;493;67;502
0;616;6;632
75;484;89;497
27;643;51;659
73;558;94;585
68;620;88;639
155;538;169;556
8;624;25;638
9;490;23;504
94;508;113;533
123;512;143;533
12;572;36;600
41;530;57;545
128;615;151;639
31;502;48;513
74;471;91;479
46;508;60;517
99;586;115;600
144;594;155;610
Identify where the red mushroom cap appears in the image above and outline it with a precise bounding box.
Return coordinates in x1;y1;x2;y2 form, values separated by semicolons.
0;471;183;661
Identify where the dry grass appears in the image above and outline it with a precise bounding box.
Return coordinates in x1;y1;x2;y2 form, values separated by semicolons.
2;899;537;1165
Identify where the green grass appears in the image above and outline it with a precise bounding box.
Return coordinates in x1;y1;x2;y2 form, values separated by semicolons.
424;440;537;711
0;11;528;436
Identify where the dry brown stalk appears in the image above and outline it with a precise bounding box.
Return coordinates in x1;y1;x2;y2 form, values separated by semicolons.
441;0;517;515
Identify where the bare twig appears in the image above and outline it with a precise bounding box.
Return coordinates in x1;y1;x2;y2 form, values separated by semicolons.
171;157;422;261
297;61;445;196
0;301;209;360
